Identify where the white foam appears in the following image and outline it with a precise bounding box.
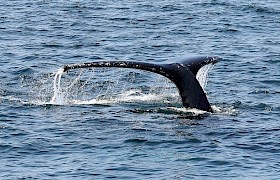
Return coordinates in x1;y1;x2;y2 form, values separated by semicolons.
70;91;175;105
0;95;25;103
164;107;208;115
211;105;237;115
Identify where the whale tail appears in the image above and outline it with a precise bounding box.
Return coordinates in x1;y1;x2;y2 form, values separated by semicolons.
63;56;220;112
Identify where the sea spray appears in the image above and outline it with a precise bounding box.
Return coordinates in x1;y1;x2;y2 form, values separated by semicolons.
47;67;178;105
47;65;214;107
196;64;214;91
50;68;64;104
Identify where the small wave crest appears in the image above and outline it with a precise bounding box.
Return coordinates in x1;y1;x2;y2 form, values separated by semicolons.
211;105;237;116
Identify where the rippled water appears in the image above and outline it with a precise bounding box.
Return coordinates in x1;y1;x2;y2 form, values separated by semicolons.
1;0;280;179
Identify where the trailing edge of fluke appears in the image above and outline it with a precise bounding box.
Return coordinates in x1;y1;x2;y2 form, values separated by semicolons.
63;56;221;112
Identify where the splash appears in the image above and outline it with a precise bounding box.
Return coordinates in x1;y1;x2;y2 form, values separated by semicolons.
163;107;208;116
9;62;233;115
211;105;237;115
196;64;214;90
50;68;65;104
160;105;237;116
47;64;216;109
48;67;179;106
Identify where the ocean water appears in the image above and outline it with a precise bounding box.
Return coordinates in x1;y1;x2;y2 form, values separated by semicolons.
1;0;280;179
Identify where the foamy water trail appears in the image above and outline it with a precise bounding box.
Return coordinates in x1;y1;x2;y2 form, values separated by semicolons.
159;105;237;116
70;89;177;105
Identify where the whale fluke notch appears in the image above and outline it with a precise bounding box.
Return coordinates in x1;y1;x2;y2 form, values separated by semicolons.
63;56;220;112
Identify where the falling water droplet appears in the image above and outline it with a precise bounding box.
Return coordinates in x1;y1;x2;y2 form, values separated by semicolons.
50;68;65;104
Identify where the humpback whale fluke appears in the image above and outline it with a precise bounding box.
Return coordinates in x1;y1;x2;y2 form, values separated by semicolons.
63;56;220;112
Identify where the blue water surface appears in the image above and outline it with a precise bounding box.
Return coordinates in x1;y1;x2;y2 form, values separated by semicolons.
1;0;280;179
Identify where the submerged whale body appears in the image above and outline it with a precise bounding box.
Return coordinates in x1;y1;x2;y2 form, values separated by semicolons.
63;56;220;112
